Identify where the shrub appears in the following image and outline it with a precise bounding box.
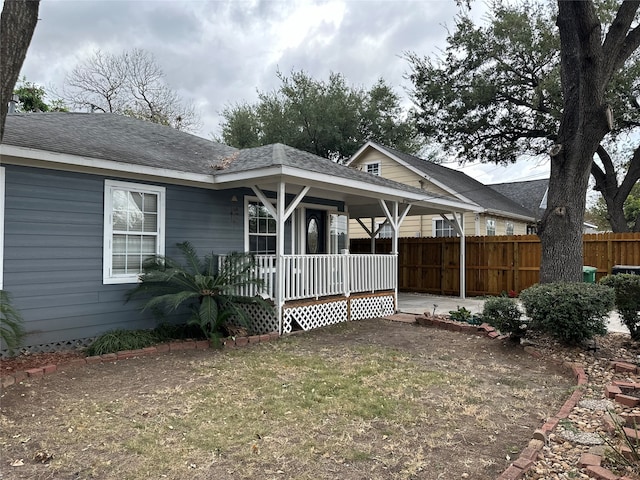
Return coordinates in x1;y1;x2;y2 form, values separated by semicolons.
519;282;614;345
482;296;524;339
127;242;271;344
0;290;25;353
86;329;159;356
600;274;640;340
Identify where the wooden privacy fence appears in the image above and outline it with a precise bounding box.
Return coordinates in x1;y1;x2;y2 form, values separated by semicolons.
350;232;640;297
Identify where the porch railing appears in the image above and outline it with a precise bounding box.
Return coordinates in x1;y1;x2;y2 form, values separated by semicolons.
221;254;397;302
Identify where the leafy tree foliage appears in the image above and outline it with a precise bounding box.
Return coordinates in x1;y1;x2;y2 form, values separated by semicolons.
406;1;640;234
0;0;40;142
63;48;200;132
13;78;67;112
219;70;422;162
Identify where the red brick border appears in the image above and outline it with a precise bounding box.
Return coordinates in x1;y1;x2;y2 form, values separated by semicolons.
0;332;280;388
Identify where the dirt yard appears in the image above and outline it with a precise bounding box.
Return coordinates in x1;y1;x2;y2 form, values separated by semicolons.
0;319;573;480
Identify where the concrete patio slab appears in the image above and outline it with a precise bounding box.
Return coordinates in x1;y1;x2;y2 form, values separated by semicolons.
396;292;630;335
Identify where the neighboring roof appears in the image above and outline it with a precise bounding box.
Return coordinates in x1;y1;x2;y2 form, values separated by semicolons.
349;142;536;220
2;112;237;175
488;179;549;219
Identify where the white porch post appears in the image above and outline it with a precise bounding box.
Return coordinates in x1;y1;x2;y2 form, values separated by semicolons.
276;182;286;334
379;200;412;312
442;212;466;300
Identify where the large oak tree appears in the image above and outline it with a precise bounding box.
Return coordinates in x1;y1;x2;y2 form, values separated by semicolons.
0;0;40;142
543;1;639;282
408;0;640;282
407;1;640;234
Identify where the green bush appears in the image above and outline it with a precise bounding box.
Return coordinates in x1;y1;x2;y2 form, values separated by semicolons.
519;283;614;345
0;290;25;353
600;274;640;340
127;242;271;342
86;329;159;356
482;296;524;339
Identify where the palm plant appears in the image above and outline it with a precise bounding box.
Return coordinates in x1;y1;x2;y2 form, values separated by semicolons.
127;242;271;344
0;290;25;353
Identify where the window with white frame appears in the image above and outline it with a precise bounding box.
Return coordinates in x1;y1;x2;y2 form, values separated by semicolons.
486;218;496;236
103;180;165;284
433;218;455;237
376;221;392;239
366;162;380;176
505;221;514;235
247;201;276;254
0;167;5;290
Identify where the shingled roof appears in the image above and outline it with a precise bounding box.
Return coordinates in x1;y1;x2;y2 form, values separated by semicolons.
488;179;548;219
1;113;463;204
368;143;536;219
2;112;237;175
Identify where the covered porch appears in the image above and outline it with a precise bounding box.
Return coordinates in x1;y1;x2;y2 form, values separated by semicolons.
214;144;482;335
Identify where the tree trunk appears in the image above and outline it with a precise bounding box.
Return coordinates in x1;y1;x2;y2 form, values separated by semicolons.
540;2;608;283
0;0;40;142
591;145;640;233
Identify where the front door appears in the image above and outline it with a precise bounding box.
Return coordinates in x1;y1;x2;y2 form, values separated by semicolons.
305;209;326;254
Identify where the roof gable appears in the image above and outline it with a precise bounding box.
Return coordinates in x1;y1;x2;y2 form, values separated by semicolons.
349;141;536;220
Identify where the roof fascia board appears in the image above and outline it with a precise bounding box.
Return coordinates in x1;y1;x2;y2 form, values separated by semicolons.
0;144;215;187
214;163;482;212
482;208;535;222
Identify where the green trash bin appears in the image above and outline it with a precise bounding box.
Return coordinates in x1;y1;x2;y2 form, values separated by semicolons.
583;266;597;283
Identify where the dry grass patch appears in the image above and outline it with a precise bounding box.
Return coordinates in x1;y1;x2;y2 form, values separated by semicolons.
0;319;572;480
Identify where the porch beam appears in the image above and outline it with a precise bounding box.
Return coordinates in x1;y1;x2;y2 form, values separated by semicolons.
284;186;310;222
251;185;277;219
355;218;374;237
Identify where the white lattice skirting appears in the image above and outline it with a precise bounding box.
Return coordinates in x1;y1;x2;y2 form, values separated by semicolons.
1;337;96;359
281;294;395;334
237;303;280;335
282;299;348;334
350;295;395;321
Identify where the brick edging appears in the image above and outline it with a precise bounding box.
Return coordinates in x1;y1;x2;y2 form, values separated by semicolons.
0;331;281;389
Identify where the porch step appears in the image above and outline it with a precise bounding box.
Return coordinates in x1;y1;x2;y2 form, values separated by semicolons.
383;313;418;324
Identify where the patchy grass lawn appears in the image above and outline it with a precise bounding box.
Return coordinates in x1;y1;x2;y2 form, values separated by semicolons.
0;319;573;480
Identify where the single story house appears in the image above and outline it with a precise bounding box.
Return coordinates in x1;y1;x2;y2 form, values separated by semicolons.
347;142;540;238
0;113;481;355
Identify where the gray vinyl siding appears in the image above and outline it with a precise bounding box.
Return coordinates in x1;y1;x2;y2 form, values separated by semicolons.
2;165;245;348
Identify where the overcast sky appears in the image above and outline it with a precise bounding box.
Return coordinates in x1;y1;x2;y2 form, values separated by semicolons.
18;0;550;184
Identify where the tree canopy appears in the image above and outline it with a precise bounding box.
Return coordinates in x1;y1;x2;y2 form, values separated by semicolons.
406;0;640;232
218;70;423;162
63;48;200;132
13;79;67;112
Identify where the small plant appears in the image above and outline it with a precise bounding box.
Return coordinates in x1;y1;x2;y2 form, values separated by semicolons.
600;411;640;475
127;242;272;345
86;329;159;356
600;274;640;340
482;296;525;340
519;282;614;345
0;290;25;353
448;306;481;325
